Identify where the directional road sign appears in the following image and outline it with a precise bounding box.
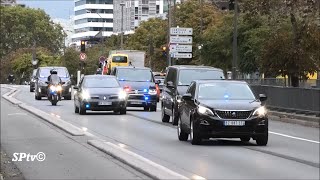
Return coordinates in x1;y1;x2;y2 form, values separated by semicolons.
170;36;193;44
170;44;192;53
170;28;193;35
173;53;192;59
79;53;87;61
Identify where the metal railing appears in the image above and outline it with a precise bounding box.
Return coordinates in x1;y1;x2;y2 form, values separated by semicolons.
239;78;320;89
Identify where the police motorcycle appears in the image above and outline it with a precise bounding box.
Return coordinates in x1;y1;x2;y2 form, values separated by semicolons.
46;70;64;106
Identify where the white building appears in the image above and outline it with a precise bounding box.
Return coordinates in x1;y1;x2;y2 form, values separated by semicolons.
72;0;165;42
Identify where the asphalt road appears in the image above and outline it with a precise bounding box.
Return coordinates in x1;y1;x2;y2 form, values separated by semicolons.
9;85;320;179
1;86;149;180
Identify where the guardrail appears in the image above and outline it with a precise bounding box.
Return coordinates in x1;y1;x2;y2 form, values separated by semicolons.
241;78;320;88
250;85;320;116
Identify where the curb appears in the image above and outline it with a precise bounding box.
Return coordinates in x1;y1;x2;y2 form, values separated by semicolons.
269;111;320;123
1;86;85;136
268;114;319;128
88;140;190;180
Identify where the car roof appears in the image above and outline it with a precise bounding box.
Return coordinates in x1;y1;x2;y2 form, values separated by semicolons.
115;66;151;70
168;65;223;71
194;80;248;84
84;75;115;78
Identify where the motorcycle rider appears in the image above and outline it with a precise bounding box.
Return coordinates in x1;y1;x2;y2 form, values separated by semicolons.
7;74;15;84
47;69;62;100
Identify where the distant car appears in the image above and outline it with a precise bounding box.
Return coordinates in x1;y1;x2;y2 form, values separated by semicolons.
110;66;160;111
177;80;268;146
73;75;127;115
29;69;37;92
34;67;72;100
153;72;165;93
162;65;225;125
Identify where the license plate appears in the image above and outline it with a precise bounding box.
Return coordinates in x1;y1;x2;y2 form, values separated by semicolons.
98;101;112;106
131;101;142;105
224;121;245;126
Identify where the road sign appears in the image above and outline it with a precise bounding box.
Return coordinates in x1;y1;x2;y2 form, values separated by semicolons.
99;56;106;63
170;36;193;44
170;28;193;35
79;53;87;61
173;53;192;59
169;44;192;53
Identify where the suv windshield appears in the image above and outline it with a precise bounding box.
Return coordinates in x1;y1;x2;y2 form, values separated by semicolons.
39;68;69;78
178;69;224;86
112;56;127;63
83;77;120;88
117;69;153;82
198;82;255;100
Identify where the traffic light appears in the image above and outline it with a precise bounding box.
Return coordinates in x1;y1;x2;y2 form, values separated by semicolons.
229;0;235;10
162;46;167;57
80;41;85;52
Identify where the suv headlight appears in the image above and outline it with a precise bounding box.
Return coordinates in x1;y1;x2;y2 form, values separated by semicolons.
253;106;267;117
81;91;90;100
118;90;127;100
197;105;215;116
148;89;157;95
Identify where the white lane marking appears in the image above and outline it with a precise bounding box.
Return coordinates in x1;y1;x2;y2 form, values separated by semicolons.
8;113;27;116
269;131;320;144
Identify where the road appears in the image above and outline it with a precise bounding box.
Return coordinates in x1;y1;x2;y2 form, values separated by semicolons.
4;85;320;179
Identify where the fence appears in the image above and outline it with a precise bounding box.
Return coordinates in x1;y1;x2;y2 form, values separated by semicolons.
242;78;320;88
250;85;320;116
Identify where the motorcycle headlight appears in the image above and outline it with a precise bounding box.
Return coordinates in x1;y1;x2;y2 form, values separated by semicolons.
56;85;62;91
253;106;267;117
81;91;90;100
197;105;215;116
49;86;56;91
118;90;127;100
148;89;157;95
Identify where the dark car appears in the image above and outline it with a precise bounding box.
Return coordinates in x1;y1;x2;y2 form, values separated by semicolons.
29;69;37;92
177;80;268;146
110;66;159;111
34;67;72;100
161;65;225;125
73;75;127;115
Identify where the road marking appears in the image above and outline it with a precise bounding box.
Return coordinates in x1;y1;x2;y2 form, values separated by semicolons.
8;113;27;116
269;131;320;144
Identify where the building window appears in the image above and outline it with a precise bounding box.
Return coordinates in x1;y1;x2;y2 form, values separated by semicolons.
142;7;148;14
86;0;96;4
142;0;148;5
75;0;86;6
98;0;113;4
156;5;159;14
135;7;138;14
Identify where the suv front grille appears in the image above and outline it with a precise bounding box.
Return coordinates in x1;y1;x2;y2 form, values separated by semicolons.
215;110;252;119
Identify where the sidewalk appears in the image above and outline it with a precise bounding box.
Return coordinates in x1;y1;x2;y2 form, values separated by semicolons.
268;110;319;128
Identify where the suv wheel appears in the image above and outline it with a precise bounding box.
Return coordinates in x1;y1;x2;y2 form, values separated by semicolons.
150;104;157;112
161;106;170;123
74;104;79;113
120;107;127;115
256;132;268;146
79;105;86;115
177;117;188;141
143;106;149;111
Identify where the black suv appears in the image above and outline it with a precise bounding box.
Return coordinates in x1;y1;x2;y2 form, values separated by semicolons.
34;67;72;100
161;65;225;125
111;66;159;111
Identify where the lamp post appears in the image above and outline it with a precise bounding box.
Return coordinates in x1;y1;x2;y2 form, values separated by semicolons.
120;2;125;50
232;0;239;80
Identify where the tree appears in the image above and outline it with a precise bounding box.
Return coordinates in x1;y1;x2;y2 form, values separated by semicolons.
0;6;65;58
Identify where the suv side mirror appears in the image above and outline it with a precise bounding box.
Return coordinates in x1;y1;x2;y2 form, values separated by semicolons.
73;86;79;90
259;94;267;102
182;93;192;101
167;81;174;88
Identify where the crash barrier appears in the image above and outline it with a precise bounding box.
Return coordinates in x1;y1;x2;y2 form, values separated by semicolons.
250;85;320;117
243;78;320;88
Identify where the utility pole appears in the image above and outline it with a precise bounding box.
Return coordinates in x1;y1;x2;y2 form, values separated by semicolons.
120;2;125;50
232;0;238;80
166;0;172;66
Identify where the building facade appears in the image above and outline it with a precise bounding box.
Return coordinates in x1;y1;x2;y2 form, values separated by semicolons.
1;0;25;7
72;0;164;42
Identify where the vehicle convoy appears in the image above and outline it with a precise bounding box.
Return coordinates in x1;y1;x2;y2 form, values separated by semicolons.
161;65;225;125
104;50;146;74
111;66;160;111
46;74;64;106
177;80;269;145
34;67;72;100
73;75;127;115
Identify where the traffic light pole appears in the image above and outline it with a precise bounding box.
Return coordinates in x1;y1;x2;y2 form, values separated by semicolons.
167;0;172;67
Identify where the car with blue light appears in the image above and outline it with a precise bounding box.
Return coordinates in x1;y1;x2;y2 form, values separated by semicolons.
161;65;225;125
110;66;159;111
73;75;127;115
177;80;268;145
34;67;72;100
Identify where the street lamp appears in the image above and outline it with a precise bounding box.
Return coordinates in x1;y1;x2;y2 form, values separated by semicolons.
120;2;125;50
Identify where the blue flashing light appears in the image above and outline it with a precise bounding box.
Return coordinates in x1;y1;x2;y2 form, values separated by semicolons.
224;94;229;99
143;89;148;92
119;79;125;81
144;96;149;100
85;104;90;109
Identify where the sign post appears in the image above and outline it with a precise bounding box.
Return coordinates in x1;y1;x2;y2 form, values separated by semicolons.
169;27;193;63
